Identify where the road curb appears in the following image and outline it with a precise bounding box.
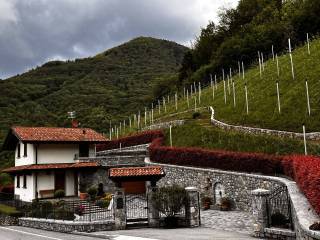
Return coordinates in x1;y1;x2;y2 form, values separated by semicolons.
72;231;113;239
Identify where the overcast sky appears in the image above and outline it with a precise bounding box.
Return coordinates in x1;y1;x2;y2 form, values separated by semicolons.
0;0;238;79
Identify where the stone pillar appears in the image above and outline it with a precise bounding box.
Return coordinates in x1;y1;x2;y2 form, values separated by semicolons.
251;188;270;237
147;186;160;227
113;188;126;230
185;187;200;227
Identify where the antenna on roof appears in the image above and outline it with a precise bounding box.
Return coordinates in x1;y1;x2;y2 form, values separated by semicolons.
68;111;78;128
67;111;76;119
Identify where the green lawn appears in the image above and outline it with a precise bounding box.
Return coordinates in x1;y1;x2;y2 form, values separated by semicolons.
0;203;20;216
163;116;320;155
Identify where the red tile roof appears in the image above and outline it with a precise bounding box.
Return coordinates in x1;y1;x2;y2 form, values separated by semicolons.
11;126;108;143
109;166;165;178
2;162;98;173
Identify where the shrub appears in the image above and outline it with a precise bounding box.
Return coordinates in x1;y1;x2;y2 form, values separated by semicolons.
96;199;110;208
54;189;65;198
96;130;164;151
309;222;320;231
152;185;187;218
283;155;320;216
149;137;284;175
192;112;201;119
87;187;98;200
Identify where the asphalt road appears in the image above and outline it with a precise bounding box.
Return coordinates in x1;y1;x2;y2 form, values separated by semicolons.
0;226;105;240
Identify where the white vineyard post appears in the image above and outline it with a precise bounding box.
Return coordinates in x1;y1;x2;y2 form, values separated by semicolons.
288;38;295;80
158;100;161;115
169;124;173;147
175;92;178;111
116;127;119;139
119;122;122;135
211;75;215;101
194;82;197;95
151;103;154;124
227;75;231;95
223;78;227;104
184;87;186;99
305;80;311;116
232;80;236;107
272;45;275;61
194;96;197;112
276;80;281;114
198;82;201;104
307;33;311;55
109;128;112;140
276;54;280;77
129;117;131;128
187;89;190;107
245;83;249;115
258;51;262;78
144;108;147;126
303;125;307;155
261;52;265;72
123;120;126;132
163;97;167;113
191;84;193;95
238;61;241;78
215;74;218;90
242;61;245;80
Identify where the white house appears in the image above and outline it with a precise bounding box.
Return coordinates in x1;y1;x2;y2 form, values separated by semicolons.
2;126;108;202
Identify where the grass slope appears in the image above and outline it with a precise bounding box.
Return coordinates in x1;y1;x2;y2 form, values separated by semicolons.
133;38;320;133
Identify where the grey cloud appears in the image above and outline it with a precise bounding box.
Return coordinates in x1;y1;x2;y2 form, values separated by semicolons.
0;0;238;79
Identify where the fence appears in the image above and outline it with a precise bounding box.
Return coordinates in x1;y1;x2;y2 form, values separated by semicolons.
23;198;114;222
266;186;293;230
0;193;114;222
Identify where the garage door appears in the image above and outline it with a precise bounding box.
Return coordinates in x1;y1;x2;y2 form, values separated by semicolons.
122;181;146;194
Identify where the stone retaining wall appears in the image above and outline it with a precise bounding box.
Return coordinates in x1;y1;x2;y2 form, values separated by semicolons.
209;106;320;140
143;120;185;130
0;214;18;226
148;162;320;240
19;218;114;233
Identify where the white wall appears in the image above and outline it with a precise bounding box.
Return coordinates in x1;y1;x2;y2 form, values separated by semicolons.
37;144;78;164
14;173;35;202
15;142;35;166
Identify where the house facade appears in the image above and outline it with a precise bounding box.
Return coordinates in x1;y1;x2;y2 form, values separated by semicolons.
2;126;108;202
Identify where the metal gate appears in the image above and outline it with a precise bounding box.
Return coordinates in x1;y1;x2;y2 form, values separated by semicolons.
266;186;293;230
125;194;148;223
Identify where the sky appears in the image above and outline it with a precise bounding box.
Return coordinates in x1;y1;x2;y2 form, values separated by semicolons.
0;0;238;79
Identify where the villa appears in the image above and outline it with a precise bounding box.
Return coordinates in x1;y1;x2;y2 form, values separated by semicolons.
1;126;108;201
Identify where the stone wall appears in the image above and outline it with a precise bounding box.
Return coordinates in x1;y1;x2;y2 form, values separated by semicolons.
209;106;320;140
143;120;185;131
0;214;18;226
19;218;114;233
149;162;320;240
80;156;145;167
79;168;117;193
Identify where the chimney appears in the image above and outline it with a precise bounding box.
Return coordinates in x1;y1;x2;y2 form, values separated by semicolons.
71;119;79;128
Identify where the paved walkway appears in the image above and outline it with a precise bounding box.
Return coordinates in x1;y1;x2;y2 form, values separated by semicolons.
201;209;255;235
77;227;260;240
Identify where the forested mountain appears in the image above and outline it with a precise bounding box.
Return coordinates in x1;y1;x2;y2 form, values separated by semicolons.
0;37;188;168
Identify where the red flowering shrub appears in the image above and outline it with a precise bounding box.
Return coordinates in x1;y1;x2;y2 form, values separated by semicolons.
149;137;284;175
283;155;320;215
97;130;164;151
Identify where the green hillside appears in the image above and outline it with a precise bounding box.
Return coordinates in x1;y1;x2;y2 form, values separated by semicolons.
0;37;188;169
143;38;320;133
117;39;320;155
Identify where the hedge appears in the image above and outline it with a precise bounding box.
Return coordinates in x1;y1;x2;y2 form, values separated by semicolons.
283;155;320;215
149;137;284;175
96;130;164;151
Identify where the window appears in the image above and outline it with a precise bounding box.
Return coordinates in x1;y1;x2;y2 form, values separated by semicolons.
23;143;27;157
16;175;20;188
17;144;21;158
23;175;27;189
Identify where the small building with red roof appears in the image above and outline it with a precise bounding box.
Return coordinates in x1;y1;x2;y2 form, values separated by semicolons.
2;126;108;201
